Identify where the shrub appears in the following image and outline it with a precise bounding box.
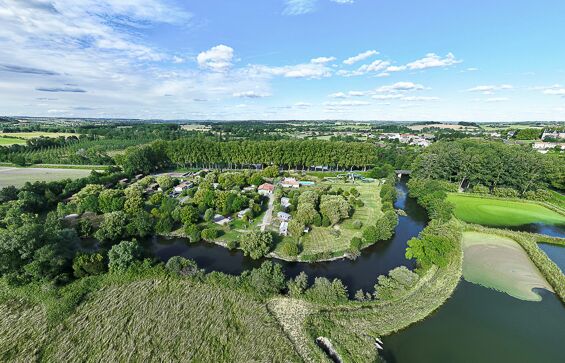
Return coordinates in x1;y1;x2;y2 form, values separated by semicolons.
352;220;363;229
287;271;308;297
72;252;106;277
165;256;199;276
226;239;238;250
108;239;143;272
471;184;489;194
374;266;420;301
493;187;519;198
240;230;273;259
305;277;348;304
280;240;300;257
184;223;201;243
201;228;219;240
350;237;363;251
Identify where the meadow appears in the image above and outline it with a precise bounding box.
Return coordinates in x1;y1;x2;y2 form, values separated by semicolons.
0;167;93;188
0;131;76;139
0;277;301;362
0;136;26;146
447;194;565;227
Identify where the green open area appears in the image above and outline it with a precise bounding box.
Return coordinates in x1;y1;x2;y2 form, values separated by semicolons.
0;167;93;188
0;276;301;362
462;231;553;301
0;137;26;146
447;194;565;227
273;180;382;259
0;131;76;139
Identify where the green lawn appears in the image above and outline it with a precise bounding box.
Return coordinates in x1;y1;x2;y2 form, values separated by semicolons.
276;181;382;258
447;194;565;227
0;136;26;146
0;167;93;188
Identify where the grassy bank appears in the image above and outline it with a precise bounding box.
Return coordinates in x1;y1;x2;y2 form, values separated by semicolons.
270;221;464;362
0;272;301;362
447;193;565;227
0;166;94;188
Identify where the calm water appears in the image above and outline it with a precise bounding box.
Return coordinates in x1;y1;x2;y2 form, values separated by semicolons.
381;280;565;363
510;223;565;238
539;243;565;271
147;179;427;295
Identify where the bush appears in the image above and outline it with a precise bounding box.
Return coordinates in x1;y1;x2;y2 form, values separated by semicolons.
305;277;348;304
184;223;201;243
287;271;308;297
165;256;199;276
108;239;143;272
352;220;363;229
72;252;106;277
201;228;219;240
374;266;420;301
471;184;489;194
280;240;300;257
493;187;519;198
240;230;273;259
226;239;238;250
350;237;363;251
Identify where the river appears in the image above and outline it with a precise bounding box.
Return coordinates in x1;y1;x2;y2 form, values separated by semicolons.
146;180;565;362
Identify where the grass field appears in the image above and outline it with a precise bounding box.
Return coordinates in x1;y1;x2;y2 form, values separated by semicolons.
0;137;26;146
447;194;565;227
0;131;76;139
0;277;301;362
275;181;382;258
0;167;93;188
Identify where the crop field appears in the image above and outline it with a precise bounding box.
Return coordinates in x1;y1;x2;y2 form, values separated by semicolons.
408;123;478;131
447;194;565;227
0;137;26;146
0;278;301;362
0;167;92;188
0;131;76;139
281;181;382;257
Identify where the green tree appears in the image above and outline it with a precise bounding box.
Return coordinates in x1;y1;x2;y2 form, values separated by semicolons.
98;189;125;213
72;252;106;277
108;239;143;272
240;230;273;259
95;211;128;242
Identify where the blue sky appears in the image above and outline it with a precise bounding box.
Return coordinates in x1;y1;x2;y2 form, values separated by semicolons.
1;0;565;121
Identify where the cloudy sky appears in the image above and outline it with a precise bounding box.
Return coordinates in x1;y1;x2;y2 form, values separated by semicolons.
1;0;564;121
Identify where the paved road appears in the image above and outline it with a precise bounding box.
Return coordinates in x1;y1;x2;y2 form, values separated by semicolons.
260;194;275;232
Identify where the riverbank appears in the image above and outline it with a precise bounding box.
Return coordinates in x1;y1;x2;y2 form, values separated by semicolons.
269;220;464;362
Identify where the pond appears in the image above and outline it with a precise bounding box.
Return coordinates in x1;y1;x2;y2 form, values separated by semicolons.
539;243;565;271
147;179;427;295
380;280;565;363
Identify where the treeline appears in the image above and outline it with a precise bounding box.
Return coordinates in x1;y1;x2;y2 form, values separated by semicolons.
411;139;564;193
120;138;378;175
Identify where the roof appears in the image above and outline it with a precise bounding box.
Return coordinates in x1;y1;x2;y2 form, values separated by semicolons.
258;183;275;191
277;211;291;220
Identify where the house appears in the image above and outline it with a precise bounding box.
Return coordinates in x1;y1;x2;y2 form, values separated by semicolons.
541;130;565;140
118;178;129;185
213;214;232;225
279;221;289;236
145;182;159;194
281;197;291;209
258;183;275;195
277;211;292;222
532;142;564;154
174;181;193;193
237;208;251;219
281;178;300;188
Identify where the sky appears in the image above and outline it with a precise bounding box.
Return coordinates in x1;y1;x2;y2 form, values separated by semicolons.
1;0;565;121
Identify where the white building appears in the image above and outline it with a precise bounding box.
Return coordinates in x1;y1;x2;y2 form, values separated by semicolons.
281;197;291;209
277;211;292;222
237;208;251;219
279;221;289;236
280;178;300;188
174;181;193;193
532;142;564;154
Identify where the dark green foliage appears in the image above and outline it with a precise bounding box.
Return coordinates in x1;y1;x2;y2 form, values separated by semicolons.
108;239;143;272
72;252;106;278
374;266;420;301
350;237;363;251
305;277;348;304
201;228;219;240
406;220;462;270
240;230;273;259
240;261;286;297
94;211;128;242
165;256;200;276
184;223;201;243
407;178;455;221
280;240;300;257
287;271;309;297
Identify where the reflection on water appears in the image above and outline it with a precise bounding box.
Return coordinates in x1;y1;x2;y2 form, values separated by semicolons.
382;280;565;363
509;223;565;238
539;243;565;271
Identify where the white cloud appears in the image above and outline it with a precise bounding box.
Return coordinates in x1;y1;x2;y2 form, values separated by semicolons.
486;97;510;102
232;91;270;98
325;100;371;107
343;50;379;65
401;96;440;102
541;85;565;96
311;56;336;64
294;102;312;108
329;92;347;98
372;94;404;100
467;84;513;94
375;82;424;93
348;91;366;97
386;53;462;73
331;0;354;3
250;59;333;79
197;45;234;72
283;0;317;15
338;59;390;77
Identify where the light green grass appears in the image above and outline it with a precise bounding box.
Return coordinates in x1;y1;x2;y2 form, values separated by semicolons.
0;137;26;146
277;181;382;258
0;278;301;362
0;131;76;139
0;167;92;188
447;194;565;227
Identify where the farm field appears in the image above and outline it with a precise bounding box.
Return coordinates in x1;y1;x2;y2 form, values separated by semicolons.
0;131;76;139
0;137;26;146
0;167;93;188
447;194;565;227
276;180;382;258
0;278;301;362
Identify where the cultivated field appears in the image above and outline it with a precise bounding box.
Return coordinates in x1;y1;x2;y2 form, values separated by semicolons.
0;167;92;188
0;278;301;362
447;194;565;227
408;123;478;131
0;131;76;139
